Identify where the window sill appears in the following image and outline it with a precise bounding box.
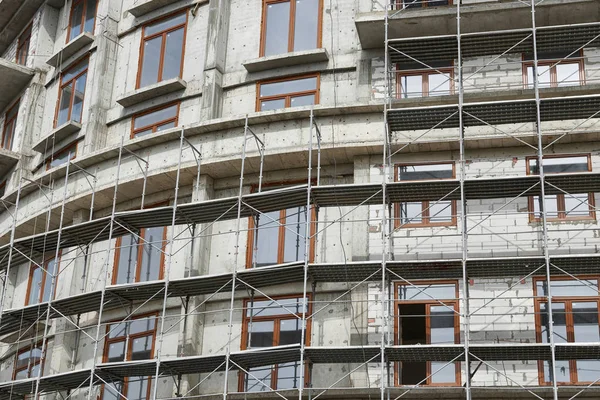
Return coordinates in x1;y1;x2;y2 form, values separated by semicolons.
0;147;20;178
46;32;95;68
128;0;207;17
117;78;187;108
243;48;329;73
32;121;82;154
0;58;34;112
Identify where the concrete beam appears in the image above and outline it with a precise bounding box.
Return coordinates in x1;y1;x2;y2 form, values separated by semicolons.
243;49;329;73
0;0;45;55
46;32;95;68
0;58;34;112
116;78;187;108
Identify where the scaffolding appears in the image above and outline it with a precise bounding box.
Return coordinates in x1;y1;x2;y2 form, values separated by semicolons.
0;1;600;400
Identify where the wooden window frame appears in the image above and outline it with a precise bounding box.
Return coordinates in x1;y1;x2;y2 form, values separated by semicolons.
131;102;180;139
54;57;89;128
256;73;320;112
522;51;585;89
136;11;188;90
394;280;460;386
2;99;20;151
396;66;455;99
45;142;78;171
100;313;158;400
25;253;61;306
16;23;32;66
239;294;312;392
525;154;595;222
259;0;324;57
393;162;457;228
533;276;600;385
13;341;45;380
66;0;99;43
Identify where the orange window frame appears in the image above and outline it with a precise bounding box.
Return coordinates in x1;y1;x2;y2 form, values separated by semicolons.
16;23;32;66
256;73;320;112
259;0;323;57
393;280;460;386
136;11;188;89
522;51;585;88
25;253;60;306
13;341;45;380
45;142;78;171
393;162;457;228
2;99;20;151
525;154;595;222
239;294;312;391
396;66;455;98
54;57;89;128
533;276;600;385
66;0;99;43
131;102;180;139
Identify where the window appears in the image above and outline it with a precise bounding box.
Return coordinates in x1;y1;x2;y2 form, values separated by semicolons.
113;226;166;285
526;155;595;222
26;256;59;305
55;58;88;127
46;142;77;170
138;12;187;89
395;281;459;386
524;51;584;89
2;100;19;151
13;342;44;380
16;24;32;66
260;0;322;57
257;74;319;111
240;296;310;392
397;0;452;9
67;0;98;42
102;315;157;400
131;103;179;138
394;163;456;228
396;65;454;98
535;278;600;384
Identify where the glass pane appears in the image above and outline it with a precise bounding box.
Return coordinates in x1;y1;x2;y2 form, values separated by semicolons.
544;360;570;383
399;75;422;98
84;0;97;34
429;305;455;344
248;321;274;348
398;164;453;180
260;77;317;97
264;1;291;56
246;365;273;391
134;105;178;131
30;364;40;378
253;211;281;267
145;13;186;37
532;195;558;219
131;335;153;360
41;258;57;302
134;129;153;138
576;360;600;383
157;121;176;131
16;350;32;369
430;361;456;384
556;63;580;87
107;341;126;362
108;322;127;338
126;377;149;400
139;227;163;282
537;280;599;297
69;1;84;41
62;60;88;82
248;297;307;318
573;302;599;343
57;84;73;126
283;207;307;263
260;99;286;111
2;120;16;150
71;73;87;123
565;194;590;218
540;303;567;343
130;316;156;335
531;156;589;174
116;234;138;284
290;94;315;108
293;0;319;52
279;319;302;345
28;266;43;304
15;369;29;380
140;36;163;87
429;201;452;223
162;28;184;81
49;146;75;169
399;283;456;301
400;202;422;224
277;361;301;389
428;73;451;96
538;65;552;88
102;382;123;400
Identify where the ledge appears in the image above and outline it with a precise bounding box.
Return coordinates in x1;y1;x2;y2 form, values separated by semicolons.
243;49;329;73
46;32;95;68
0;148;20;178
116;78;187;108
32;121;82;153
128;0;186;17
0;58;34;112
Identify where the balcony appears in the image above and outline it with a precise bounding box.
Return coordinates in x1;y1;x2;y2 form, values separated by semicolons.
128;0;193;17
33;121;82;154
0;58;34;112
116;78;187;108
46;32;95;68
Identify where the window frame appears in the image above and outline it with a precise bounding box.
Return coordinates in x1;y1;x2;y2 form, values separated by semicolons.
66;0;99;43
13;341;45;380
136;11;188;90
131;102;180;139
396;66;455;99
54;57;89;128
256;73;320;112
16;23;32;66
522;51;585;89
45;142;78;171
533;276;600;385
2;99;20;151
393;280;460;386
239;294;312;392
25;253;60;306
525;154;595;222
393;162;457;228
259;0;324;57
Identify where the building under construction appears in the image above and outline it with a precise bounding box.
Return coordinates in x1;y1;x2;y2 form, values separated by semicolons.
0;0;600;399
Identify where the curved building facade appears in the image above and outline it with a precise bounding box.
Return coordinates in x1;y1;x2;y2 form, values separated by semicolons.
0;0;600;399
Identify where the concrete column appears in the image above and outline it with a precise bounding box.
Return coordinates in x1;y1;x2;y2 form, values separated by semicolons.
199;0;230;120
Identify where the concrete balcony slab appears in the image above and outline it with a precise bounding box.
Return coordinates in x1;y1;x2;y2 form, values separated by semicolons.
0;0;45;55
46;32;95;68
128;0;186;17
356;0;600;49
116;78;187;108
0;58;34;112
243;49;329;73
33;121;82;153
0;147;20;178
